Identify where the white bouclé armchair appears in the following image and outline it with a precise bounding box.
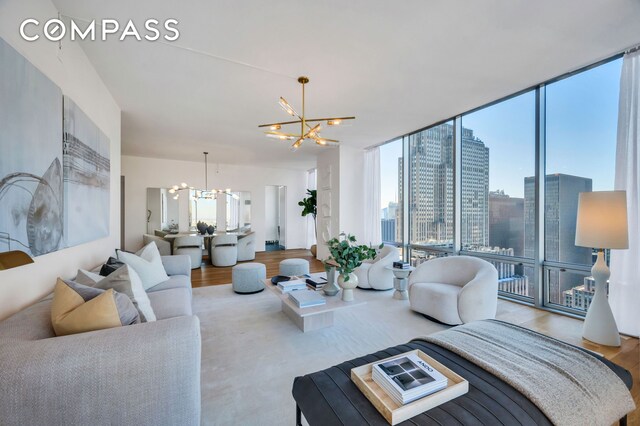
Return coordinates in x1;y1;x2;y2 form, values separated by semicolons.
354;244;399;290
408;256;498;325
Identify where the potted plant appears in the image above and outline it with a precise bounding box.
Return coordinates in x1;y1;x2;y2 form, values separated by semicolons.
298;189;317;256
326;233;380;301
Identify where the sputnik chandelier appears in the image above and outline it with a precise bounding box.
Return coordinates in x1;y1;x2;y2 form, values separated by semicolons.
168;152;238;200
259;76;355;151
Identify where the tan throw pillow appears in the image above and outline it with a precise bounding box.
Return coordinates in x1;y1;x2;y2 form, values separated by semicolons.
51;278;140;336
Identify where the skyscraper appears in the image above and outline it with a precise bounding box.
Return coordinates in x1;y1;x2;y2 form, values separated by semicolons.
381;218;396;243
461;128;490;248
403;124;488;247
489;190;524;256
381;201;398;243
524;174;593;304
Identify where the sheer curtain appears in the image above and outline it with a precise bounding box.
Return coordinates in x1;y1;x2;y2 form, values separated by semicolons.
610;49;640;337
305;168;317;249
363;147;381;246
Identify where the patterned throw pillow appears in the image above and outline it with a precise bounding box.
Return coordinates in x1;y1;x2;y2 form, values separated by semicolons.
51;278;140;336
75;265;156;322
116;242;169;290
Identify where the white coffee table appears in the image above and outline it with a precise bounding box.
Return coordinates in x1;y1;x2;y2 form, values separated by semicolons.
385;265;416;300
264;278;366;332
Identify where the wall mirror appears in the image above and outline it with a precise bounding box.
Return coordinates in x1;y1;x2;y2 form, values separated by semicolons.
189;189;217;231
226;191;251;232
146;187;180;234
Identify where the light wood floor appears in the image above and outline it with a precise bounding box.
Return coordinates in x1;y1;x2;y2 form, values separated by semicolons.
191;249;639;423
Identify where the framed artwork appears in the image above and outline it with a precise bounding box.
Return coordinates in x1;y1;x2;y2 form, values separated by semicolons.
63;96;111;247
0;38;63;256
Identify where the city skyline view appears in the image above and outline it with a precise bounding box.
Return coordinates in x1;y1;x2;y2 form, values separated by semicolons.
380;58;621;211
378;57;622;311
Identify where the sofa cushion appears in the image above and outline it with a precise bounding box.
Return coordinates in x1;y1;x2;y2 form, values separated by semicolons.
147;288;192;320
409;282;462;325
146;274;192;293
0;298;55;341
75;266;157;323
117;242;169;290
51;279;140;336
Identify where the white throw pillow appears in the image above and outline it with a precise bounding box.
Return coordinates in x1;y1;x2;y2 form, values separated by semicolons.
75;265;157;322
117;242;169;290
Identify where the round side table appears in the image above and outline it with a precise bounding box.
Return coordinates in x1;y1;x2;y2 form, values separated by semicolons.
385;265;415;300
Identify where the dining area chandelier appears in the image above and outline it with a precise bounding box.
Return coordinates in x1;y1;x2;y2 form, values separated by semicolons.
167;152;238;200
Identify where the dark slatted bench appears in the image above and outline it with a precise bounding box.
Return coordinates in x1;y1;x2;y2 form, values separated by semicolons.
292;339;632;425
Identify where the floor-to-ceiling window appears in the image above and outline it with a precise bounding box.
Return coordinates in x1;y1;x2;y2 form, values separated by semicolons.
544;58;622;313
460;91;536;299
376;54;623;316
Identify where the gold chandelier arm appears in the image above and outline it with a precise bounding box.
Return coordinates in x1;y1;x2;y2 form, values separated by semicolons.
301;116;356;123
258;119;303;128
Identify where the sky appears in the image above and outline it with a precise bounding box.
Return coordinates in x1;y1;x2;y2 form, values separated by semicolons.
380;58;622;209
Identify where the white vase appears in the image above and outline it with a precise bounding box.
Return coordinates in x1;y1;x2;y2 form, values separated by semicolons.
338;273;358;302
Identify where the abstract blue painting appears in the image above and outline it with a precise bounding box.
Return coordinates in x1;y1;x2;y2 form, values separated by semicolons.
0;37;64;256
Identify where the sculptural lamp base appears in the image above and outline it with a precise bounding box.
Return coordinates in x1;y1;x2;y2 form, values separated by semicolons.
582;250;621;347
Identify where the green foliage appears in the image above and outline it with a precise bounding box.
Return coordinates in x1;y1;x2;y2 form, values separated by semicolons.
326;233;383;281
298;189;317;219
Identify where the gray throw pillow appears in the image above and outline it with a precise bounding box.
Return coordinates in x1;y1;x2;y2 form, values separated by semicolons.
75;265;156;322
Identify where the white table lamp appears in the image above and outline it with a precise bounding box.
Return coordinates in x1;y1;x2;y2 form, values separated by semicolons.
575;190;628;347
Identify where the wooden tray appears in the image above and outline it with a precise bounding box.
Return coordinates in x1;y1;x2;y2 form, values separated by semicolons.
351;349;469;425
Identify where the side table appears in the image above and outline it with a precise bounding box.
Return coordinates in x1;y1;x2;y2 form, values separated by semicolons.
384;265;415;300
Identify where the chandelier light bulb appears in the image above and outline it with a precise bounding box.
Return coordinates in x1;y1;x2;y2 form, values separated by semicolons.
169;188;176;194
172;185;179;190
270;124;281;130
173;194;179;200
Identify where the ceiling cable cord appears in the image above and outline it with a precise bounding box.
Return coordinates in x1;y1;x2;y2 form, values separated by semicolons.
58;13;298;80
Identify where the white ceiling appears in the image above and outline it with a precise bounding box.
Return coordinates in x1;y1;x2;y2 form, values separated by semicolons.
52;0;640;170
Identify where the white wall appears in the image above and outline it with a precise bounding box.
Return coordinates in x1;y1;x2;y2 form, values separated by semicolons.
0;1;121;320
339;146;365;240
315;146;366;259
122;156;307;252
316;149;341;259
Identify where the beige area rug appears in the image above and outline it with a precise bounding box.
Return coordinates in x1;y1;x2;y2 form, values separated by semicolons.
193;285;448;426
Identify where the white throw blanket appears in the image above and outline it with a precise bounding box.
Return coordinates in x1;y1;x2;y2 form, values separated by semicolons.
421;320;635;426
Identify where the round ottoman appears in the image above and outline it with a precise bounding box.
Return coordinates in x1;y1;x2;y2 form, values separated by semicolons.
279;258;309;276
232;263;266;294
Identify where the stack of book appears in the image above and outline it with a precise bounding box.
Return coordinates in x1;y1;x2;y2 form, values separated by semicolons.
305;276;328;291
372;353;447;405
392;261;411;270
277;279;307;293
287;290;326;308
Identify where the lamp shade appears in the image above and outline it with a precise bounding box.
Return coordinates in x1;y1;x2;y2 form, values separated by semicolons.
575;191;629;249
